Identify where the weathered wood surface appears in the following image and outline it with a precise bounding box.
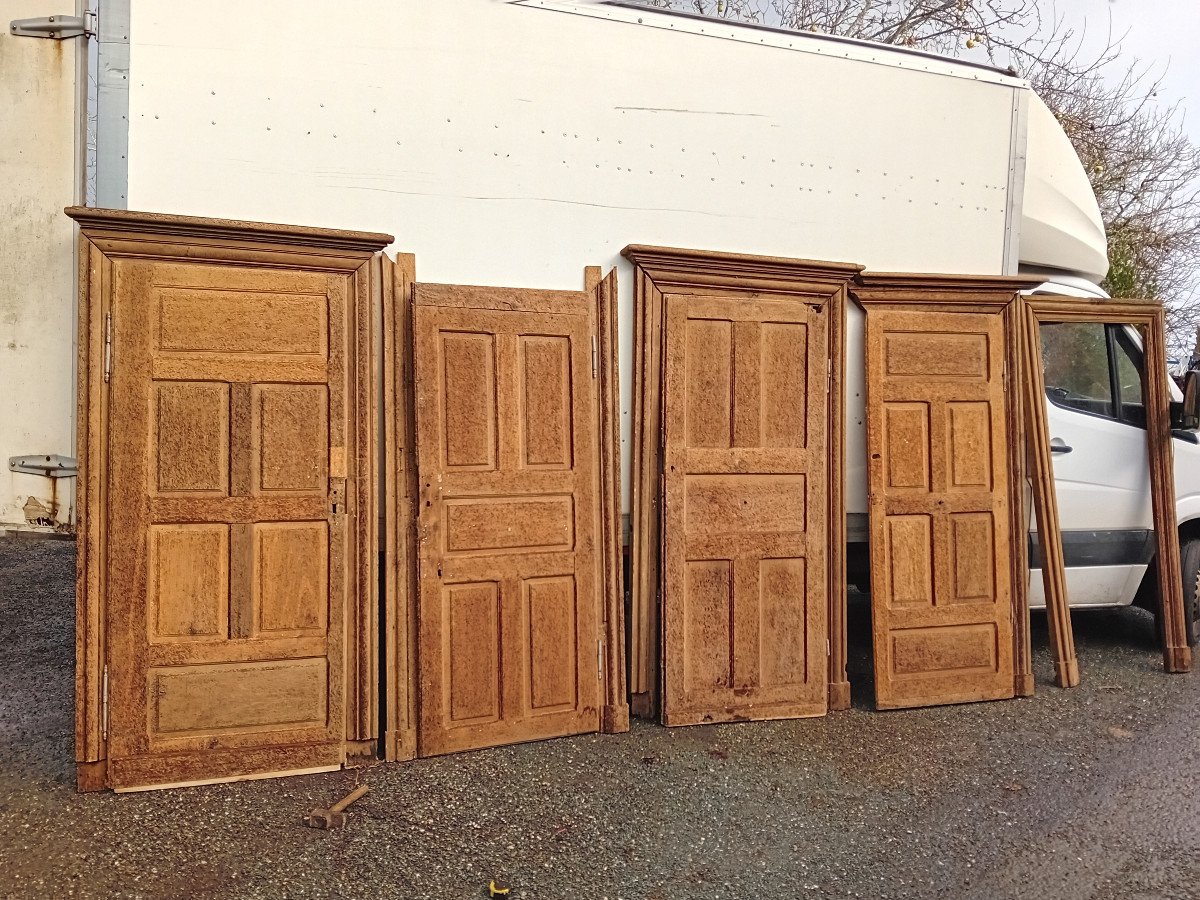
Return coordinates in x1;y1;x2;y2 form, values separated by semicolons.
661;292;830;725
855;274;1037;710
383;253;419;761
594;268;630;733
410;279;606;756
67;206;391;791
623;245;860;721
1018;300;1078;688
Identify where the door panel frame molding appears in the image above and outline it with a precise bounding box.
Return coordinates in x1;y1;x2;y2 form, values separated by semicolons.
622;245;863;717
852;273;1041;703
1023;295;1192;676
68;206;392;790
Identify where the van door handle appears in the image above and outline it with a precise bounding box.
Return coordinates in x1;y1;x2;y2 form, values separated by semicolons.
1049;438;1073;454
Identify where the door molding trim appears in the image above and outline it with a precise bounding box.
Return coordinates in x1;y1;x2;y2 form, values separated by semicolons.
622;244;863;716
67;206;392;790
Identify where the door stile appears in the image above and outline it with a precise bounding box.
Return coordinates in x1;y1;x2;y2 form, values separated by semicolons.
383;252;419;762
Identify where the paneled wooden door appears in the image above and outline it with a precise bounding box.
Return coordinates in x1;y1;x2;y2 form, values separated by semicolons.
661;293;829;726
102;260;357;790
865;308;1016;709
412;283;603;756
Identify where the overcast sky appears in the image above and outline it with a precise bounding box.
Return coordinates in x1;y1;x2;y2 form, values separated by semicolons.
1046;0;1200;142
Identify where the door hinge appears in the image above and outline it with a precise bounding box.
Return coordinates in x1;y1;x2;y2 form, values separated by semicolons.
827;358;832;393
591;336;598;379
597;639;604;680
103;312;112;383
9;11;94;39
8;454;77;477
101;664;109;740
1002;358;1008;392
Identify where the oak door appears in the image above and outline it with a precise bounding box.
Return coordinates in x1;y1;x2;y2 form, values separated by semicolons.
412;284;601;756
866;309;1016;709
661;293;829;726
105;260;352;790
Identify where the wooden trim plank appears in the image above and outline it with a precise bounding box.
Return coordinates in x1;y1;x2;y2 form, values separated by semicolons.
596;268;630;732
828;283;851;710
1019;301;1078;688
383;253;419;761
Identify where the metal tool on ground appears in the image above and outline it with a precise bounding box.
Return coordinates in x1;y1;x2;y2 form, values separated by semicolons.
304;783;369;830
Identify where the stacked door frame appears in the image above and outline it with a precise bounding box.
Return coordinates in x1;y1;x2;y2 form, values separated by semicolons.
623;244;863;717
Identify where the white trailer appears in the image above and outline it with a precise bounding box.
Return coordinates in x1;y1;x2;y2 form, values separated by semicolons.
4;0;1194;624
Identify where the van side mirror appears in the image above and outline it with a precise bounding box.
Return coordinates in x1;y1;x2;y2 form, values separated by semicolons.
1180;370;1200;429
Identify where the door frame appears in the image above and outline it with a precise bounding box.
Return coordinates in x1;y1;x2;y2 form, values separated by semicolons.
1022;295;1192;676
69;207;392;790
622;245;863;717
851;273;1041;702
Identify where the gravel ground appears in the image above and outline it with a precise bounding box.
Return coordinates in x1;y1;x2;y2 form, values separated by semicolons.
2;537;1199;899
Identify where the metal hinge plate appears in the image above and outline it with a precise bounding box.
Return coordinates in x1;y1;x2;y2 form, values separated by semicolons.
103;312;112;383
597;639;604;680
8;454;78;477
591;336;598;379
101;664;109;740
9;12;94;39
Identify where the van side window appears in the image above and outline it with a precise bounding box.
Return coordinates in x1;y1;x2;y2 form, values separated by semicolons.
1041;322;1114;418
1113;328;1146;428
1040;321;1146;428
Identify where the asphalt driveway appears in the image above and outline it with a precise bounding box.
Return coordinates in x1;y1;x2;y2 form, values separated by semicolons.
2;537;1198;899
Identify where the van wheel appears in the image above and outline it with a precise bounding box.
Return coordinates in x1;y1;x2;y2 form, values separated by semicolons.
1181;537;1200;646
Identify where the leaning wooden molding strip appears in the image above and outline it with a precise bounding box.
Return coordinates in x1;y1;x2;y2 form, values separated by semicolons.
68;206;393;791
852;273;1041;708
1023;295;1192;675
383;252;419;763
591;267;631;734
622;244;862;720
1017;299;1078;688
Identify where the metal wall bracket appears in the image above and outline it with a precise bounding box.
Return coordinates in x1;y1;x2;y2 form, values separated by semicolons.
9;12;94;39
8;455;78;477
